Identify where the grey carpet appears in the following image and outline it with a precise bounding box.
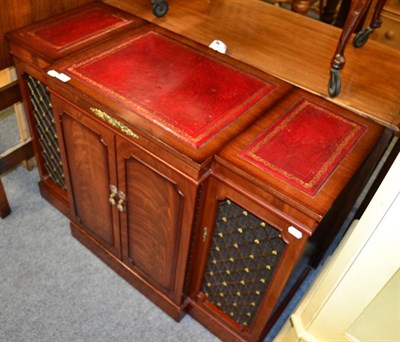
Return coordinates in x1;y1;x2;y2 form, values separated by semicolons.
0;106;290;341
0;166;219;342
0;107;19;152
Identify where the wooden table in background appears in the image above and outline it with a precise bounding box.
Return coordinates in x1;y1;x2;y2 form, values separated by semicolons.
105;0;400;133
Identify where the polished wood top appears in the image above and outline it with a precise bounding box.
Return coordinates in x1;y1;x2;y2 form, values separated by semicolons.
104;0;400;132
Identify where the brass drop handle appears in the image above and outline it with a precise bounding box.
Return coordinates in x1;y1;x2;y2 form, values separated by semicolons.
116;190;126;212
109;185;118;206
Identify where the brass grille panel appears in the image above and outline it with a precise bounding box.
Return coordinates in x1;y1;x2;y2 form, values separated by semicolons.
26;75;66;190
202;199;286;327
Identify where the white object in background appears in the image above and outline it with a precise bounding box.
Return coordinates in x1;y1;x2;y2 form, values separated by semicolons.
209;40;227;54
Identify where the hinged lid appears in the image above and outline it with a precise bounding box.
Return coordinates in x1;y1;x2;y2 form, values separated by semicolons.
215;89;385;219
46;24;292;163
6;2;147;63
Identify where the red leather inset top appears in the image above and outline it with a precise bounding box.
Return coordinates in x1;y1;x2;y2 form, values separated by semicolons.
64;31;276;148
239;98;367;196
27;9;133;50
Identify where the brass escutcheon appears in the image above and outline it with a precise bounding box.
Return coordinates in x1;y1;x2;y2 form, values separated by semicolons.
90;107;139;139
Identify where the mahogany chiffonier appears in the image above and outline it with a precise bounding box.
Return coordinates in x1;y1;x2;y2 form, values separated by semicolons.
185;89;391;341
6;2;147;217
43;24;292;320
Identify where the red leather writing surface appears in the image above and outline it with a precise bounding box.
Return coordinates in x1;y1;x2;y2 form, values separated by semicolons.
239;98;367;196
64;32;275;148
27;9;132;50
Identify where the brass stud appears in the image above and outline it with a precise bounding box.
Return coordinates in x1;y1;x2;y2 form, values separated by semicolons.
244;268;250;273
243;211;248;216
217;302;221;307
222;217;227;222
212;259;217;264
233;243;239;249
229;257;234;263
260;278;266;283
218;232;224;238
249;254;255;259
254;239;260;244
266;265;271;270
215;246;220;252
251;302;256;307
209;271;214;276
260;222;266;227
236;291;241;296
240;280;245;285
222;281;227;287
219;292;224;297
233;302;237;307
230;312;234;317
226;270;231;275
272;250;278;255
237;228;243;233
207;283;211;287
255;290;261;295
226;200;231;205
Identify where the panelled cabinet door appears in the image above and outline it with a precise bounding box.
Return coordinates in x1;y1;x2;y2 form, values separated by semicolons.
188;176;308;341
56;101;121;258
116;137;196;304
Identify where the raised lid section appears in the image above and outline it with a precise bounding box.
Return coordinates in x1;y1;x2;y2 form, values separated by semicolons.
63;31;276;148
239;98;367;196
24;8;133;51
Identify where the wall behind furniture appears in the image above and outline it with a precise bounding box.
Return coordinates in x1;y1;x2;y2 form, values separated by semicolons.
0;0;94;69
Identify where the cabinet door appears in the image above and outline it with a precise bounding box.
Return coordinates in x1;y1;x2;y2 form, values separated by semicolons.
187;176;308;341
57;100;121;257
117;137;196;304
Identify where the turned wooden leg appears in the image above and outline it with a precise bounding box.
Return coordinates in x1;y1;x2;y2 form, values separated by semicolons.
321;0;342;23
331;0;371;71
0;178;11;218
353;0;388;47
368;0;387;29
291;0;314;15
328;0;372;97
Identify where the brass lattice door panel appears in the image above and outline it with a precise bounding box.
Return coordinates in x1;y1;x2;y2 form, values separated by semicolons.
26;74;66;190
201;199;286;328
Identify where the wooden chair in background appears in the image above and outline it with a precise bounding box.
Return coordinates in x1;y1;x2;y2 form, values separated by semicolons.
328;0;387;97
0;67;33;218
